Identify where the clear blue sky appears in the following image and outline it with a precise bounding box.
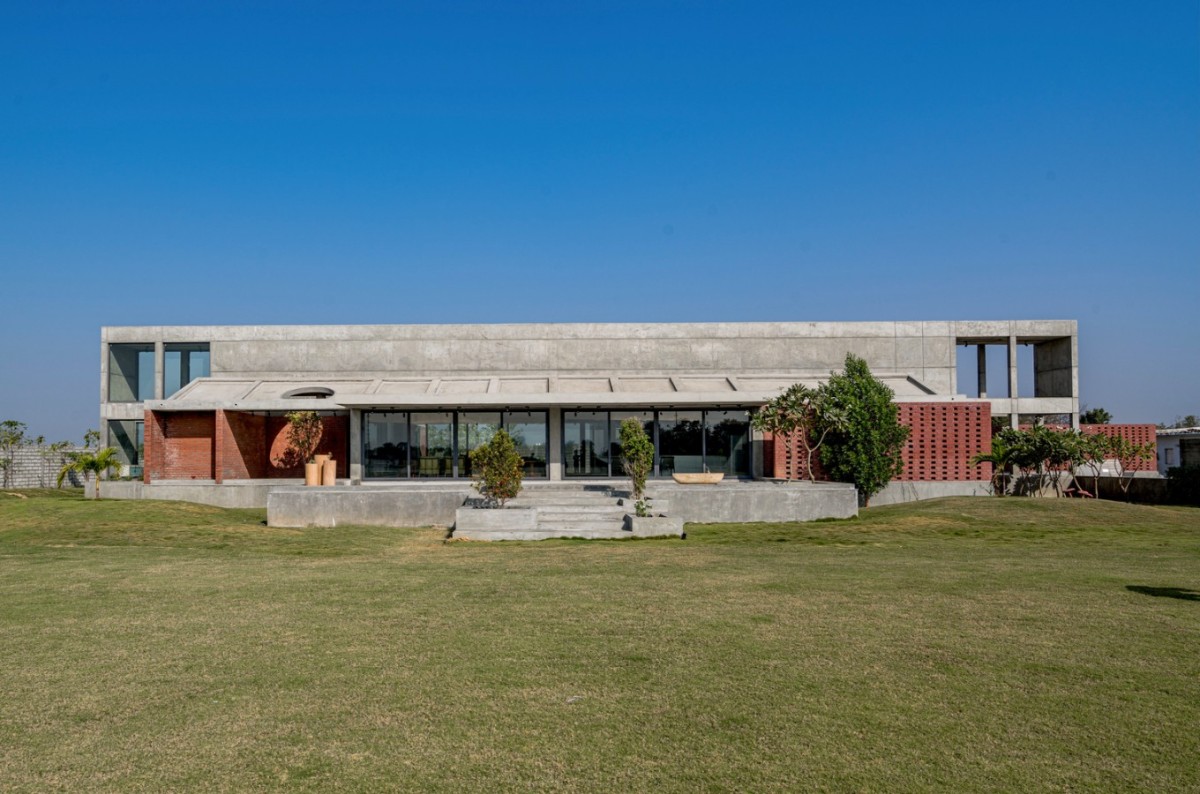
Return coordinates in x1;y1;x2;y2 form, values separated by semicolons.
1;1;1196;441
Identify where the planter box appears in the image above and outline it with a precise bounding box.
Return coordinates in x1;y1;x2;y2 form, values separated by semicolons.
672;472;725;485
623;514;684;538
617;497;670;515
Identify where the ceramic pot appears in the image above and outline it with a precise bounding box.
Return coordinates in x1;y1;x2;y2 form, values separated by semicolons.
322;459;337;486
304;461;321;486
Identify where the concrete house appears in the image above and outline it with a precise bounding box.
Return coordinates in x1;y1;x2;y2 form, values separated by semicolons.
97;320;1080;527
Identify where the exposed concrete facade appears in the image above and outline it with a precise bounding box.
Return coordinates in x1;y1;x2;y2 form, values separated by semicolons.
97;320;1078;520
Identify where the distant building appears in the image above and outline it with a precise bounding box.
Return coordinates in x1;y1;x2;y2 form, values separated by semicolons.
1156;427;1200;475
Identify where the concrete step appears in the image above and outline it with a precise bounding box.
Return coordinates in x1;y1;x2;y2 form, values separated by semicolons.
536;520;627;532
508;495;619;505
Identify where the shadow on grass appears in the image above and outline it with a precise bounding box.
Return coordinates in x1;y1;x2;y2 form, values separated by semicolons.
1126;585;1200;602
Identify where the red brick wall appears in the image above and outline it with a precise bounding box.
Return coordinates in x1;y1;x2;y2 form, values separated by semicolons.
895;402;991;481
217;410;269;481
147;411;349;482
1082;424;1158;471
766;401;991;482
149;411;216;480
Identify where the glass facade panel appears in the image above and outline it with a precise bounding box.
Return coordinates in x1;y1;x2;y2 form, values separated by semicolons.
164;343;211;397
457;412;502;478
704;410;752;477
503;411;548;478
563;411;610;477
610;411;655;477
108;343;155;402
410;412;455;478
658;410;704;475
364;412;408;478
108;419;144;467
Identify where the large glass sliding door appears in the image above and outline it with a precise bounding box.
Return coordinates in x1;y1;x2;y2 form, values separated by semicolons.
503;411;548;478
411;412;454;478
364;412;409;478
658;410;704;475
564;408;753;478
457;412;502;478
704;410;752;477
563;411;609;477
366;410;548;479
610;411;655;477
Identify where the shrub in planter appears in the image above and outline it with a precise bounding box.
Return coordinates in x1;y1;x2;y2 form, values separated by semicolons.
469;429;524;507
619;417;654;517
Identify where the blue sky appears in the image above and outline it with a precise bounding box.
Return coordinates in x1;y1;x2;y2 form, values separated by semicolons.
1;1;1197;441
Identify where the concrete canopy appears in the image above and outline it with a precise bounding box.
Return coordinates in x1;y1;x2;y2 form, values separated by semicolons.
142;373;948;412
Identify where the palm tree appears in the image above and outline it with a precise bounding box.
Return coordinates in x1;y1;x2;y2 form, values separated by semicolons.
57;447;122;499
971;434;1016;496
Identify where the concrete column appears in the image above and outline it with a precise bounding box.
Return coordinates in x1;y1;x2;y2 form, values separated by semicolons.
976;345;988;398
1007;335;1019;428
153;341;165;400
348;409;362;484
214;410;226;485
547;407;563;480
99;338;109;451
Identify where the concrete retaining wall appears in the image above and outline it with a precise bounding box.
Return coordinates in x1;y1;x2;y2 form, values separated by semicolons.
269;486;473;528
1;446;84;489
646;482;858;523
870;480;992;506
95;478;301;508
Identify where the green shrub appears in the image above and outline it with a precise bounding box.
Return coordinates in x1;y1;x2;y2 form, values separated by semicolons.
618;418;655;516
469;429;524;507
817;354;911;506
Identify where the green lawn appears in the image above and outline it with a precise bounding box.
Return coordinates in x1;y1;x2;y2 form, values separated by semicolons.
1;490;1198;792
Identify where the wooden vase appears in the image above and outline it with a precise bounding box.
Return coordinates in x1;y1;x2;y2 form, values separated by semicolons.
304;462;321;486
322;459;337;486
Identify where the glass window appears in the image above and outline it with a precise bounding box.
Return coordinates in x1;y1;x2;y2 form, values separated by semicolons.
611;410;656;477
164;343;211;397
564;411;610;477
658;410;704;475
457;412;502;478
503;411;548;478
705;410;752;477
410;412;455;478
108;419;144;467
108;343;155;402
364;412;408;478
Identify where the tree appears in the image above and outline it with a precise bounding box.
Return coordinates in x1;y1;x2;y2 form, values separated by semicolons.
276;411;323;468
469;429;524;507
1079;406;1112;425
816;354;911;506
1076;432;1113;497
618;417;655;516
0;420;28;488
57;446;121;498
751;383;844;482
1108;435;1156;494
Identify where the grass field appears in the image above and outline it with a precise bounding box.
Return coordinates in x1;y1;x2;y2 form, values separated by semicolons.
1;490;1198;792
